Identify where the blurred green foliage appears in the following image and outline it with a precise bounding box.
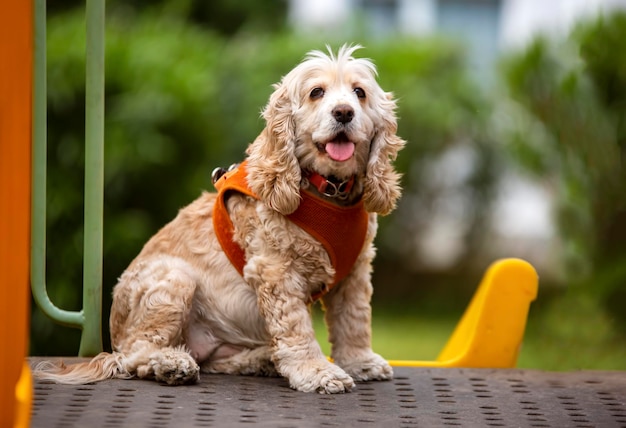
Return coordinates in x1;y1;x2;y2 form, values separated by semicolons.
32;6;493;355
500;12;626;325
48;0;288;36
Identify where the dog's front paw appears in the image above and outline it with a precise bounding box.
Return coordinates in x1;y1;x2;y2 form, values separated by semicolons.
336;351;393;382
282;359;355;394
147;347;200;385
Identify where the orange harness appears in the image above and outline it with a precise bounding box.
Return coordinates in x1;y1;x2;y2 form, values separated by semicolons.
212;161;369;300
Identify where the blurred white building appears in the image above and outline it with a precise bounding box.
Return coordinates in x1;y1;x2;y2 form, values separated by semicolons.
289;0;626;44
288;0;626;273
290;0;626;82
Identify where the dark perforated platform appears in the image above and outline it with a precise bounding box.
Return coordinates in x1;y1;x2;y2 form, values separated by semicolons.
30;359;626;428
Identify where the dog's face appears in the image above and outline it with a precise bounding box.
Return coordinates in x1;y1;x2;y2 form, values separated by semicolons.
290;57;383;180
246;45;405;216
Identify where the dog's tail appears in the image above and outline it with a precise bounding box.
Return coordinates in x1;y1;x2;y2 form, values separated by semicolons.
33;352;133;384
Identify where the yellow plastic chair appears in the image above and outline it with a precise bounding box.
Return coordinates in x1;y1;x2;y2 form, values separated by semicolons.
389;258;538;368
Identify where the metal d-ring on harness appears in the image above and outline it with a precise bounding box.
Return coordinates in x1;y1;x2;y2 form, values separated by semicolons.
319;177;352;199
306;172;355;200
211;163;239;185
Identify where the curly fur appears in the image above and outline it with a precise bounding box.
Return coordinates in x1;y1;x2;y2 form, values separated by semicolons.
34;45;405;394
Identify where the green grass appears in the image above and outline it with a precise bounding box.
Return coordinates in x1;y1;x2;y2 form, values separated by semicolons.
313;307;456;361
516;292;626;370
312;293;626;371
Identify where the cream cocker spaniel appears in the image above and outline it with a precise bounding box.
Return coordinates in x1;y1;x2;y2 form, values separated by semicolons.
36;45;406;394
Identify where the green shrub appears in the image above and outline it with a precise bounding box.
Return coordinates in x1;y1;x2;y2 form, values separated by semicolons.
500;12;626;325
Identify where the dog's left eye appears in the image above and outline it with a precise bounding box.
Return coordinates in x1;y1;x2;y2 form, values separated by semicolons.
353;87;366;99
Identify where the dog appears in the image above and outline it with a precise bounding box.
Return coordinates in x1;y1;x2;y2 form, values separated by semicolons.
35;45;405;394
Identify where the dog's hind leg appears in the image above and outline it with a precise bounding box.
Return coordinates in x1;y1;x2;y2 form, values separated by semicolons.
111;256;201;385
34;259;201;385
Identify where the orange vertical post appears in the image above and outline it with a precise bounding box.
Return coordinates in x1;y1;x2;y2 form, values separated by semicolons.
0;1;34;427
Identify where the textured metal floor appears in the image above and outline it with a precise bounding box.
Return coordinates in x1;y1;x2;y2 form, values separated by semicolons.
30;360;626;428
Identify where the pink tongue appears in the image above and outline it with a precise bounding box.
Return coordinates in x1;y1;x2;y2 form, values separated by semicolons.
325;142;355;161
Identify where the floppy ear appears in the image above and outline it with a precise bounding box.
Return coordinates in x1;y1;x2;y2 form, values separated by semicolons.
363;92;406;216
246;82;301;215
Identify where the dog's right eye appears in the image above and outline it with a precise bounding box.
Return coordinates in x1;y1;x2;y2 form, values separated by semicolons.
310;87;324;99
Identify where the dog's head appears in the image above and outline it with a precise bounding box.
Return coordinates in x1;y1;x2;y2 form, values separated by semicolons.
246;45;405;215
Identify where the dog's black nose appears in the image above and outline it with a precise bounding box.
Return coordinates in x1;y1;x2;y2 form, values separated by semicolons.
332;104;354;124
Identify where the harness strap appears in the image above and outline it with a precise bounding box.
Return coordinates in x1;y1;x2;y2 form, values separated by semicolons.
212;163;255;276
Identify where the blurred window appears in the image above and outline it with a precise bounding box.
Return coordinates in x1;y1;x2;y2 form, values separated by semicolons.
362;0;399;36
360;0;502;84
438;0;502;83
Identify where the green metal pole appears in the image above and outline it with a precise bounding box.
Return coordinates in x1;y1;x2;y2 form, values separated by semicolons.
31;0;106;356
31;0;84;330
80;0;105;357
